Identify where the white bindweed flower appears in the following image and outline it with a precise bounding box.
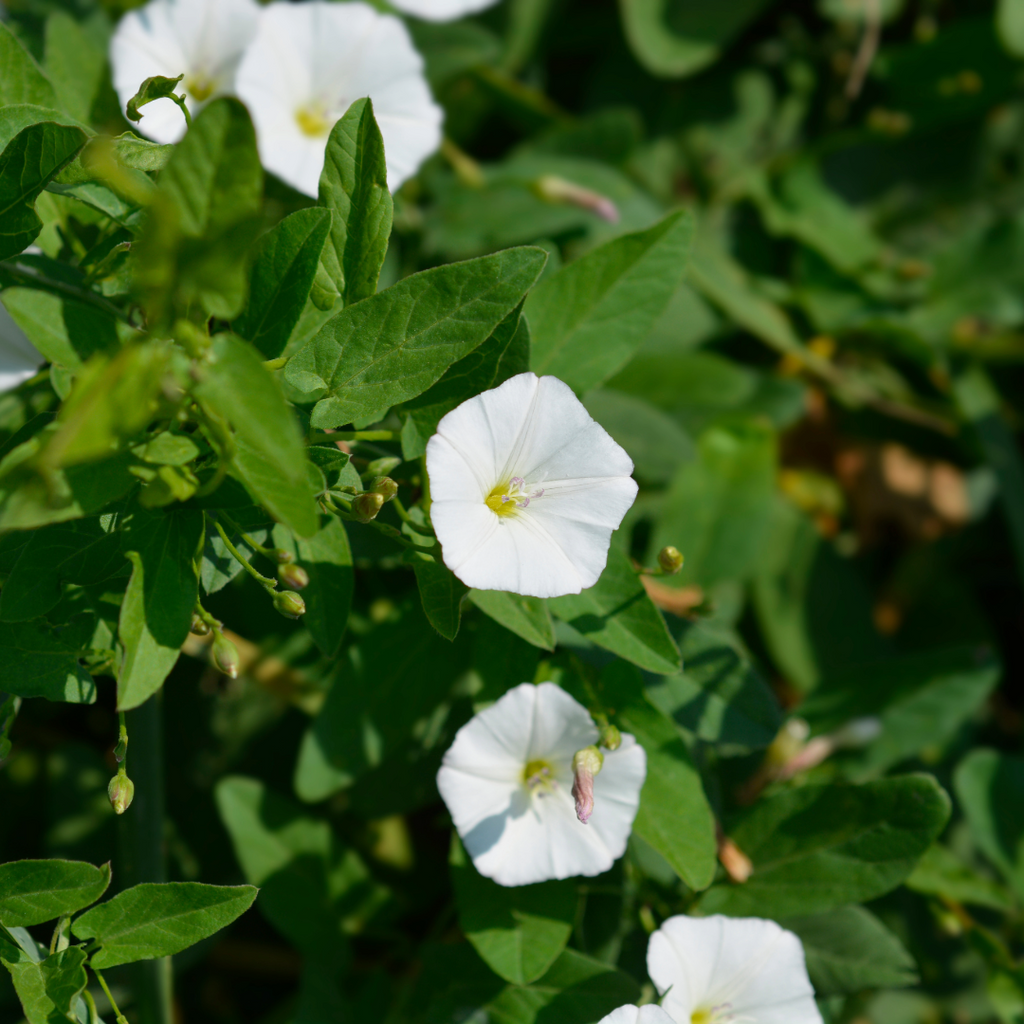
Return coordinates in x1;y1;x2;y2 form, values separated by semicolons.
388;0;501;22
234;1;443;197
111;0;260;144
647;915;823;1024
437;682;646;887
426;372;638;599
599;1007;676;1024
0;303;43;394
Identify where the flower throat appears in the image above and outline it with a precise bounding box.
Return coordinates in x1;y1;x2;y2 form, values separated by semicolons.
485;477;544;517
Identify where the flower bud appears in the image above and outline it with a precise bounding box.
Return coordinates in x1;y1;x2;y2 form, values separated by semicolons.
274;590;306;619
599;724;622;751
190;613;211;636
278;563;310;590
353;491;384;523
533;175;619;223
212;633;240;679
570;745;604;825
108;773;135;815
114;734;128;763
274;548;295;565
371;476;398;502
657;545;684;575
365;456;401;478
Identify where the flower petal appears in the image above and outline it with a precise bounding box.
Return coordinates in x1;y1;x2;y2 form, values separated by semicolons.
235;0;442;196
589;735;646;863
648;916;822;1024
389;0;502;22
598;1006;676;1024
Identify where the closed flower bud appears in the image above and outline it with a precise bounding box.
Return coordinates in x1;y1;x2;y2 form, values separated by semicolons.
353;491;385;523
599;724;622;751
274;590;306;619
108;773;135;815
190;613;211;636
274;549;295;565
212;633;240;679
571;745;604;825
657;546;684;575
278;563;310;590
371;476;398;502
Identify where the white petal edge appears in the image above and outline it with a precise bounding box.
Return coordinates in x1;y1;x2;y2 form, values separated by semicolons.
598;1006;676;1024
389;0;501;21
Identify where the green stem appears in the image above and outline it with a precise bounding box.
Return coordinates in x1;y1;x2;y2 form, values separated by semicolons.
330;430;398;442
217;511;275;561
213;517;277;590
117;695;172;1024
93;968;130;1024
0;260;129;322
390;498;436;537
170;93;192;129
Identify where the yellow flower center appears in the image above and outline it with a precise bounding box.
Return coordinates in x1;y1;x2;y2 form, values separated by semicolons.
523;759;555;792
295;103;332;138
691;1013;713;1024
485;477;544;517
185;73;215;102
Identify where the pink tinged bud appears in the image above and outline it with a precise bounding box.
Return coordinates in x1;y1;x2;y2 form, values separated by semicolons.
274;548;295;565
108;773;135;815
533;174;620;223
353;491;384;523
371;476;399;502
278;563;310;590
571;746;604;824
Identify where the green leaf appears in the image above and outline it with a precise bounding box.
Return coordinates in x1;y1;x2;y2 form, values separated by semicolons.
0;288;119;370
599;661;717;890
134;97;262;323
998;0;1024;56
451;839;575;986
484;949;640;1024
1;946;88;1024
467;589;556;651
199;519;268;595
0;121;87;261
125;74;185;125
906;843;1012;911
800;646;1001;779
195;335;319;538
410;552;469;641
582;389;695;485
618;0;774;78
43;13;106;124
0;859;110;927
650;422;777;590
954;749;1024;900
71;882;258;969
526;210;693;392
0;516;125;622
0;622;96;703
215;776;371;955
286;247;547;429
645;619;782;755
698;774;952;918
399;302;530;460
273;518;353;658
782;906;918;997
547;547;680;674
234;207;333;358
317;98;394;307
117;506;204;711
0;23;59;109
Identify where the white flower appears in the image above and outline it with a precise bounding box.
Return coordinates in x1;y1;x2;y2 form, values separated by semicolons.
599;1007;675;1024
426;372;638;599
111;0;260;144
0;302;43;394
388;0;501;22
647;915;823;1024
436;682;646;887
234;1;443;197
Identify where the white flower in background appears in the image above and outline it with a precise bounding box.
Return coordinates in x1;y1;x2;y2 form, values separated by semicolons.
110;0;259;143
426;372;638;599
647;915;823;1024
0;302;43;394
599;1007;675;1024
437;683;646;887
234;1;443;197
388;0;501;22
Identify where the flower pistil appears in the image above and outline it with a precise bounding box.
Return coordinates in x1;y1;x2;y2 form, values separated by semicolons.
485;477;544;517
523;758;556;794
295;101;333;138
